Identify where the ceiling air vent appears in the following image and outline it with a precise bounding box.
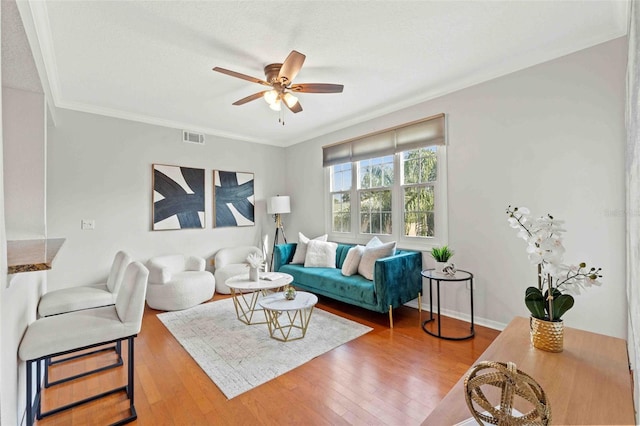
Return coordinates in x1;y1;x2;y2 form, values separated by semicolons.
182;130;205;145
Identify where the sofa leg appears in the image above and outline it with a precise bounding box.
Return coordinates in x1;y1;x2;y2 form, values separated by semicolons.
388;305;393;328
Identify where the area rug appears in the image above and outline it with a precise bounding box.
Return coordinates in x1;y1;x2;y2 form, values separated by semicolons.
157;297;372;399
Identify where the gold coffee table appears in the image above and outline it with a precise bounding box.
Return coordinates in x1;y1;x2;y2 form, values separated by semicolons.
258;291;318;342
225;273;293;325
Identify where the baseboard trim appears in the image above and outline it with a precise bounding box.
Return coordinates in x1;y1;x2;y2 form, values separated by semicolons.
403;300;507;332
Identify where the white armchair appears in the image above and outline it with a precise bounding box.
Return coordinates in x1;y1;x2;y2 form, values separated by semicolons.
38;251;132;317
146;254;215;311
214;246;262;294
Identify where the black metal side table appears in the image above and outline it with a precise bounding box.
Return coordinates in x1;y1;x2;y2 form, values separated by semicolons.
421;268;474;340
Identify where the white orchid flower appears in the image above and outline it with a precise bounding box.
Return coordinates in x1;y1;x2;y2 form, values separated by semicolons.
517;229;530;241
508;217;521;229
540;236;565;253
507;205;603;322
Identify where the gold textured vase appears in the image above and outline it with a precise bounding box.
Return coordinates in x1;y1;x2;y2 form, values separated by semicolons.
530;317;564;353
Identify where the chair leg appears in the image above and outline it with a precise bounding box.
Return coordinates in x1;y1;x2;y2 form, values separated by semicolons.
36;360;42;419
26;360;33;426
45;342;123;387
27;336;138;425
44;356;50;388
127;337;134;400
389;305;394;328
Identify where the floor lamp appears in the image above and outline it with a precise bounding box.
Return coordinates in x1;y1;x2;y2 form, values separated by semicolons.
268;195;290;271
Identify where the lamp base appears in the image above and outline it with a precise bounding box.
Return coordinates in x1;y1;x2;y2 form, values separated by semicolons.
270;214;287;271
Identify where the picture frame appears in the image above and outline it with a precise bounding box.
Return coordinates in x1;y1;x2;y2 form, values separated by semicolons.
152;164;205;230
213;170;255;227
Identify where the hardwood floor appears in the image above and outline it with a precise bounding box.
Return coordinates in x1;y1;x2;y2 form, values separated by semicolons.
35;294;499;425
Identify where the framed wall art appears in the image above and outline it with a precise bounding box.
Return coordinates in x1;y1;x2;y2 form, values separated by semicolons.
152;164;205;230
213;170;255;227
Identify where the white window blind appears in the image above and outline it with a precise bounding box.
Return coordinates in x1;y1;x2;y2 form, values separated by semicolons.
322;113;445;167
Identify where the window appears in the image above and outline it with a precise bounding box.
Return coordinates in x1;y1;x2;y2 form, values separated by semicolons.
359;156;393;234
324;114;447;249
330;163;352;233
402;147;437;238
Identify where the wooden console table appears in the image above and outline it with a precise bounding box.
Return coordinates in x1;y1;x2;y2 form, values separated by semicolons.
423;316;635;425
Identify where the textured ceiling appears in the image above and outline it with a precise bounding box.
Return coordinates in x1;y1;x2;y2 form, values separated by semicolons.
21;1;628;146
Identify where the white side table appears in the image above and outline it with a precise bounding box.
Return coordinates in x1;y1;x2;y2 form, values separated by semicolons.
259;291;318;342
225;273;293;325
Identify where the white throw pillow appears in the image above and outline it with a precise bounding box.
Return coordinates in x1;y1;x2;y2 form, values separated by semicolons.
365;236;383;249
358;241;397;280
304;240;338;268
341;245;364;276
291;232;327;264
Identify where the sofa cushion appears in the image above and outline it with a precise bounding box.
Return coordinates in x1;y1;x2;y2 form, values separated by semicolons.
335;244;351;269
304;240;338;268
358;241;397;280
279;264;376;306
341;245;364;276
365;236;382;248
291;232;328;264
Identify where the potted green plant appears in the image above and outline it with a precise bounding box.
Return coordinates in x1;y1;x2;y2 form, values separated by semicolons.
431;246;454;273
506;206;602;352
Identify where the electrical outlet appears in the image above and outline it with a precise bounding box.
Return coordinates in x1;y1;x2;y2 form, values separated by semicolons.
81;219;95;230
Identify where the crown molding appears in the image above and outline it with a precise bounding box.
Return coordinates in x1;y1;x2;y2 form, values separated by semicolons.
16;0;59;125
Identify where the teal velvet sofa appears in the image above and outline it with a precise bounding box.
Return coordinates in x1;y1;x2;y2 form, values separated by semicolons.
273;243;422;326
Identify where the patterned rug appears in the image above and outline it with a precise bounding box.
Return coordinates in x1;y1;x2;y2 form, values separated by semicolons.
157;297;372;399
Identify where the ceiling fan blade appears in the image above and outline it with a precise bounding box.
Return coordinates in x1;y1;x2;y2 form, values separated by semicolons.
285;100;303;114
232;91;268;106
278;50;306;84
290;83;344;93
213;67;271;87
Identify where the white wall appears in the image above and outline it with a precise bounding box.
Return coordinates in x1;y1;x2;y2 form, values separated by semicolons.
1;86;47;425
285;37;628;338
0;7;6;421
46;109;287;290
3;87;45;240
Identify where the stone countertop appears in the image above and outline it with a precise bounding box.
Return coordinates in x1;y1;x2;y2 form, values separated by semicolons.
7;238;65;274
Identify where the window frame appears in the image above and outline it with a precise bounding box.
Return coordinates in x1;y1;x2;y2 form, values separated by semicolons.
325;146;448;251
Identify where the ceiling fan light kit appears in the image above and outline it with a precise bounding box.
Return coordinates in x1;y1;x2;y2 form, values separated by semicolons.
213;50;344;123
263;90;279;105
283;93;298;108
269;100;281;112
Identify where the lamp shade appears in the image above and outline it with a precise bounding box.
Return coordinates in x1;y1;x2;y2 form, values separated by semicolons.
267;195;291;214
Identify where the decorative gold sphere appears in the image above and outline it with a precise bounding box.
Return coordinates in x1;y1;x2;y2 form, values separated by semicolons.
463;361;551;425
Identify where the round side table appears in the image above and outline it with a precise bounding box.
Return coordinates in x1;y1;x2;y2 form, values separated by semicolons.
421;269;474;340
259;291;318;342
225;273;293;325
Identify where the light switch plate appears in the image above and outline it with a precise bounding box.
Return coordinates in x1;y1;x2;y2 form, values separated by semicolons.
81;219;95;230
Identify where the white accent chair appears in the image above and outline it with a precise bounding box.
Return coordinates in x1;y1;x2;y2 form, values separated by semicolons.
146;254;215;311
19;261;149;426
214;246;262;294
37;251;133;387
38;251;132;317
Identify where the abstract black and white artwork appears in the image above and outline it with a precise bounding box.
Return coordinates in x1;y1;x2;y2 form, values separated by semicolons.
153;164;205;230
214;170;255;227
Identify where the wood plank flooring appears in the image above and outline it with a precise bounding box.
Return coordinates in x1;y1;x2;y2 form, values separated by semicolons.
34;294;499;425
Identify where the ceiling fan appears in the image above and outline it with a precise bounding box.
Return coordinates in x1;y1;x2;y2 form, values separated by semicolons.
213;50;344;114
